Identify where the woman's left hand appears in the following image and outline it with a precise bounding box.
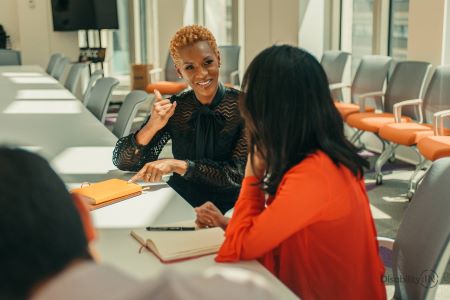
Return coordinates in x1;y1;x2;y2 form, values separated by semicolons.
195;201;229;230
129;159;188;182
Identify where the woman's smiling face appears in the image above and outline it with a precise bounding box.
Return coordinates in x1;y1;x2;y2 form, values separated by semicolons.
176;41;221;104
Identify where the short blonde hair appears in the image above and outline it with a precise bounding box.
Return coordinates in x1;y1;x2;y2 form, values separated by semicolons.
169;25;219;66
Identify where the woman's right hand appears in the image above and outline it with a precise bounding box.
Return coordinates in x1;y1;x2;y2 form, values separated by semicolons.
146;89;177;131
195;201;230;230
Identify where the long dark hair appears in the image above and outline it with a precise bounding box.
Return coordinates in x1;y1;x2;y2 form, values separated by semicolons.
240;45;368;195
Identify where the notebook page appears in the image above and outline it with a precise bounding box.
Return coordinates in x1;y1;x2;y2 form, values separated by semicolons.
131;227;225;261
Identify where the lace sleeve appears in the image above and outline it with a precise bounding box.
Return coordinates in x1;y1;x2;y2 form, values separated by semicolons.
112;125;171;171
184;125;247;188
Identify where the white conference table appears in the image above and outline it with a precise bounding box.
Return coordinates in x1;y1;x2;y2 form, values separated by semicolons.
0;66;298;299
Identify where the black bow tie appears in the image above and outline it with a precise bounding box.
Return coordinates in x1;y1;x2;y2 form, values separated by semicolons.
189;84;226;159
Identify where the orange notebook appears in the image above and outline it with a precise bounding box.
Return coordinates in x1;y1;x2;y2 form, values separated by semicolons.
71;179;142;210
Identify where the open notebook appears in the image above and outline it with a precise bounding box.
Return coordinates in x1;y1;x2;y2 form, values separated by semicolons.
131;226;225;263
71;179;142;210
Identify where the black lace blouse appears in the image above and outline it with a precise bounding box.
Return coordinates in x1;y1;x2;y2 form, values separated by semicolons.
112;85;247;213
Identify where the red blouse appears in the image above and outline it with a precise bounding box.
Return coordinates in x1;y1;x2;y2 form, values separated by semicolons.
216;151;386;299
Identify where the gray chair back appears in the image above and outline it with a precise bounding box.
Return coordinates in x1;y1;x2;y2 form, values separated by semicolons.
351;55;392;106
165;54;182;82
86;77;120;123
0;49;21;65
321;50;351;84
218;45;240;85
112;91;149;138
64;63;88;94
384;61;431;118
83;70;104;106
46;53;62;74
52;56;70;80
392;157;450;300
422;65;450;128
321;50;351;100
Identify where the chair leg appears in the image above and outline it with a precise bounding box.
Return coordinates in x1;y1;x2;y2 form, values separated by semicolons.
407;156;430;201
375;143;398;185
350;130;364;144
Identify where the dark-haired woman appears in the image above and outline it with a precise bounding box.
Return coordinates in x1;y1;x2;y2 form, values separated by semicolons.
206;46;386;299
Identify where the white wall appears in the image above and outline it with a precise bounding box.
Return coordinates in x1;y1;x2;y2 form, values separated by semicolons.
0;0;79;68
242;0;299;68
0;0;20;49
408;0;446;66
299;0;325;60
156;0;184;68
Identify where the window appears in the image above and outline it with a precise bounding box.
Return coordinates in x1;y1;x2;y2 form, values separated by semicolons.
110;0;131;75
389;0;409;59
204;0;234;45
138;0;148;64
351;0;374;75
183;0;196;25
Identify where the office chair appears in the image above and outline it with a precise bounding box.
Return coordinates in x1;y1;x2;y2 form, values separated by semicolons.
46;53;63;74
417;120;450;162
112;90;150;138
345;61;432;184
0;49;21;65
320;50;351;100
334;55;392;120
218;45;240;86
86;77;120;123
52;56;70;80
64;63;88;94
83;70;104;106
146;53;188;95
377;65;450;197
377;157;450;300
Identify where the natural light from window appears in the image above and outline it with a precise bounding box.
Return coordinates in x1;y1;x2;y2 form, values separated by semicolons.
51;146;117;175
15;89;75;100
4;100;81;114
10;77;58;84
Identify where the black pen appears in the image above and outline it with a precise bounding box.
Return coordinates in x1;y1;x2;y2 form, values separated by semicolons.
146;226;196;231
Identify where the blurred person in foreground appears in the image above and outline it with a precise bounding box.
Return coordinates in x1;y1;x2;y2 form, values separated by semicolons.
0;147;276;300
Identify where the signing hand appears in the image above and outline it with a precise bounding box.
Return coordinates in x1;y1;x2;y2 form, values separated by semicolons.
129;159;187;182
147;89;177;131
195;201;230;230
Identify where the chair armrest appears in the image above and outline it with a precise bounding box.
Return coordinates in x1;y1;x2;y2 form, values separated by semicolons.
329;82;351;91
230;70;240;86
433;109;450;135
377;237;394;268
393;98;423;123
357;91;385;112
149;68;163;82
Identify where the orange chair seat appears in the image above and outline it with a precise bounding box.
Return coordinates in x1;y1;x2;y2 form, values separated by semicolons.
146;81;188;95
417;136;450;161
379;123;434;146
334;102;375;120
346;112;412;133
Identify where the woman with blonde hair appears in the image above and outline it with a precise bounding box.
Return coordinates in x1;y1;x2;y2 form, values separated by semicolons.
113;25;246;214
